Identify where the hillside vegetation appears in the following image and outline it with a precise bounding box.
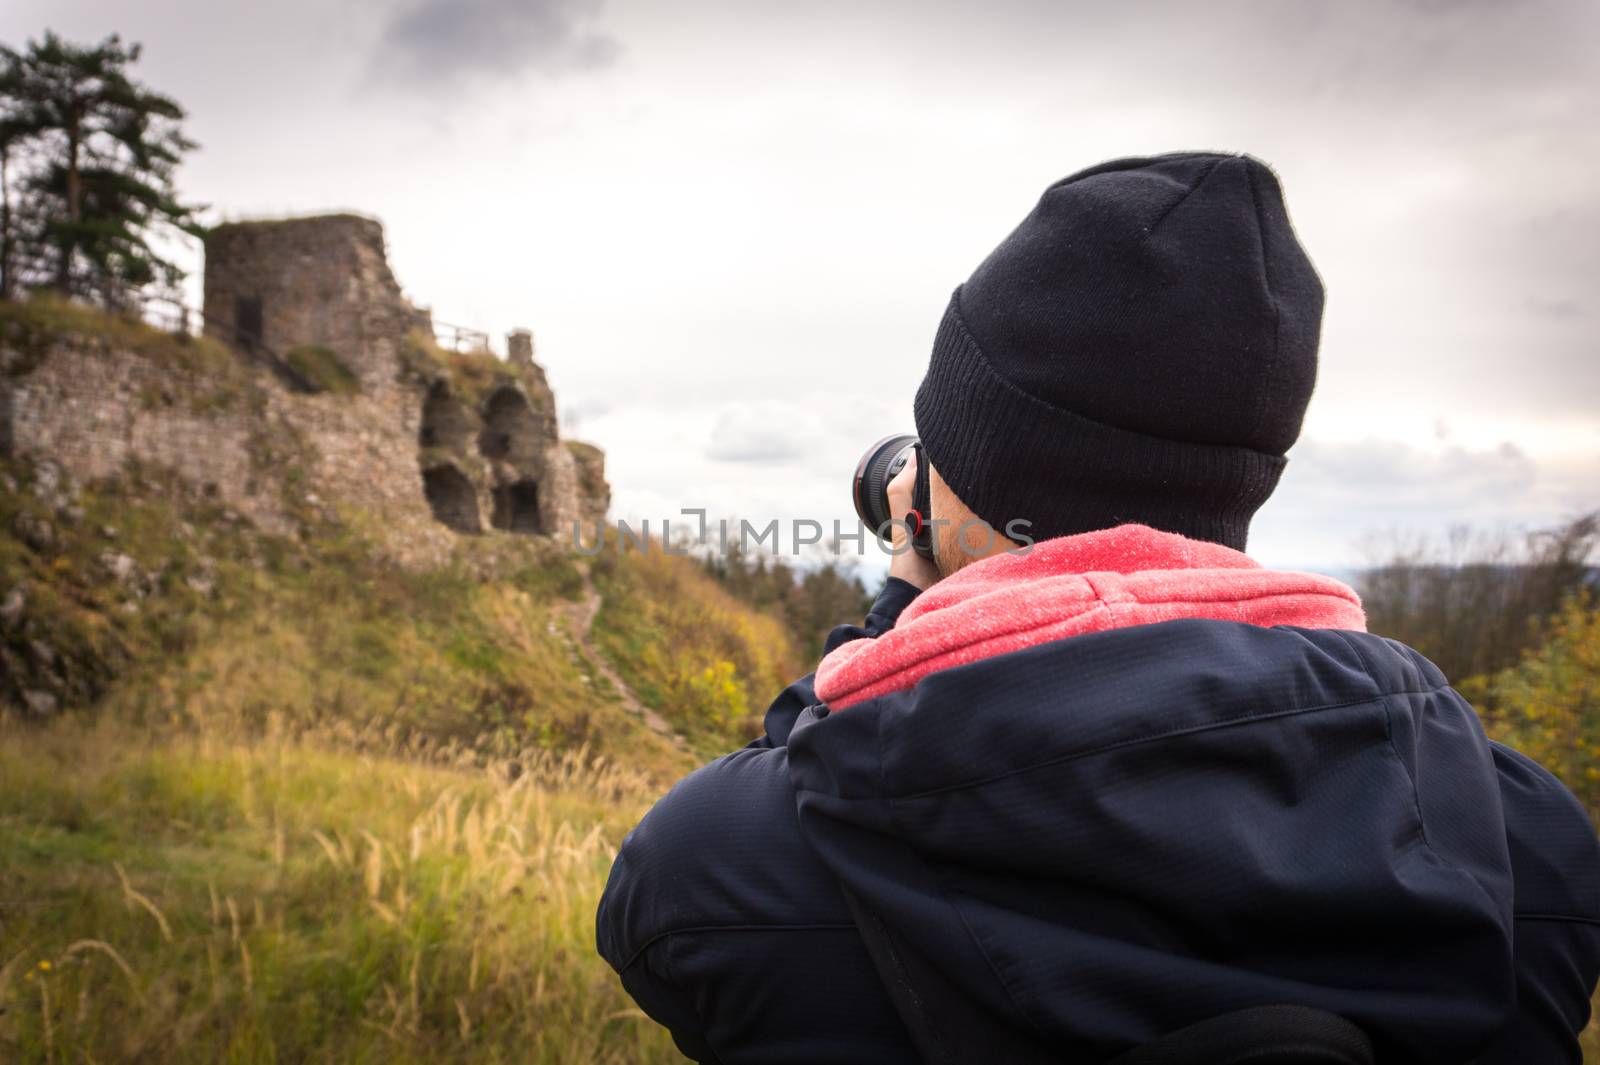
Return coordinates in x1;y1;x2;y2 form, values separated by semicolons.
0;721;686;1063
0;450;717;777
1474;593;1600;1061
0;379;805;1060
591;544;801;757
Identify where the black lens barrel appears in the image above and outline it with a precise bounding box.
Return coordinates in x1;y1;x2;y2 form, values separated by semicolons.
852;433;918;537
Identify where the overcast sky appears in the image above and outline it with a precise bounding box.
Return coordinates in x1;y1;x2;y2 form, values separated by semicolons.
6;0;1596;573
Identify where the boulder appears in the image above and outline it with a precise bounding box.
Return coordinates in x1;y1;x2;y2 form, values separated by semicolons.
21;689;59;718
14;513;55;553
100;551;139;584
0;587;24;631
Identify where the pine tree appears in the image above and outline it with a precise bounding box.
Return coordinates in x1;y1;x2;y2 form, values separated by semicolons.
0;32;203;306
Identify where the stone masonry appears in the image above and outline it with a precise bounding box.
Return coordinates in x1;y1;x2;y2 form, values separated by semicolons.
1;213;609;563
203;214;412;390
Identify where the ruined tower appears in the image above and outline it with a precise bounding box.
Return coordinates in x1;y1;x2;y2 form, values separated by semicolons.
199;212;609;543
507;329;535;367
202;214;414;390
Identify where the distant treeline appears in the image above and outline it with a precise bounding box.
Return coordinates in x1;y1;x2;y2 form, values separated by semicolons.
1357;511;1599;683
702;511;1600;688
700;544;875;662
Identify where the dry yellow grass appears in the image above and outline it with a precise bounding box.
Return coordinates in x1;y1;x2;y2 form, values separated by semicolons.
0;716;688;1063
590;542;803;755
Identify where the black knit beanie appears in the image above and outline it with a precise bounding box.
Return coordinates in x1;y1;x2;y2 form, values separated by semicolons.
913;152;1323;553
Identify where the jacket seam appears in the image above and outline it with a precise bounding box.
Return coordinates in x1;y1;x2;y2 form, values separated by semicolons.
617;922;857;972
937;873;1055;1045
1514;913;1600;927
877;714;955;1058
1333;631;1434;851
1330;630;1508;927
888;681;1454;803
881;711;1055;1047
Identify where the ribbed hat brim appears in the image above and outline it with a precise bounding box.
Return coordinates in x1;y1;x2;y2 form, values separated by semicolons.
912;288;1288;553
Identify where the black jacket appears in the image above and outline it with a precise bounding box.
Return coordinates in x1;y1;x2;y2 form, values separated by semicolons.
597;578;1600;1063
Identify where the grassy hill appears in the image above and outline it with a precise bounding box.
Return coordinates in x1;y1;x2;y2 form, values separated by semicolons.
0;351;805;1060
0;447;806;1055
0;721;682;1063
0;452;718;776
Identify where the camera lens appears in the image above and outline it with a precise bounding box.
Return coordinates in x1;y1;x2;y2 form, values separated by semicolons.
852;433;919;538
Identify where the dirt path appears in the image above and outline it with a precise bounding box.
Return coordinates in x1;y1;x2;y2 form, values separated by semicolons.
558;562;683;745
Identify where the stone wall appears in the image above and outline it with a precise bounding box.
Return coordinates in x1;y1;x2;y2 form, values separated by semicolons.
2;212;609;563
1;333;296;536
203;214;412;392
0;329;459;565
564;441;611;531
418;369;576;540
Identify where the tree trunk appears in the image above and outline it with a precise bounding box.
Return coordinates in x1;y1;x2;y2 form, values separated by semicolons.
0;143;11;302
56;109;82;294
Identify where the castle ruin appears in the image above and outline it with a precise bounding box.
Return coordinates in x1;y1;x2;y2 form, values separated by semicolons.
1;212;609;562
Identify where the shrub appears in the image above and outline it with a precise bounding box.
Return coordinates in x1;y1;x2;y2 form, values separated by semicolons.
591;541;803;754
284;344;360;395
1468;590;1600;824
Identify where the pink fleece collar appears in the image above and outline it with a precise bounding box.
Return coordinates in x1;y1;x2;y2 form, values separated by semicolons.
815;524;1367;710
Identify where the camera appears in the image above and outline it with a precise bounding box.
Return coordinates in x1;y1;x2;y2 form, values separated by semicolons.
852;434;935;559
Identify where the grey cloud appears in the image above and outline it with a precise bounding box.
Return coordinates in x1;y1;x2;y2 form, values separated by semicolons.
1264;436;1556;539
849;0;1597;101
1384;200;1600;419
705;403;809;464
1527;297;1587;320
373;0;620;89
1250;434;1595;564
1289;437;1537;502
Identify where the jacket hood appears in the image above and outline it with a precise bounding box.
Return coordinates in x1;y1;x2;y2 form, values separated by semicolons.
817;524;1367;709
787;529;1516;1061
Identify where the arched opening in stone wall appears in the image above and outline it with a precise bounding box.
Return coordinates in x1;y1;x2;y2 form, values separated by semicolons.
478;387;538;462
422;464;481;534
491;479;542;535
419;381;472;452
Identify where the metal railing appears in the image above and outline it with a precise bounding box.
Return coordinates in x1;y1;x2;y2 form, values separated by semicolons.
431;320;491;354
129;293;498;383
136;296;193;336
134;293;317;393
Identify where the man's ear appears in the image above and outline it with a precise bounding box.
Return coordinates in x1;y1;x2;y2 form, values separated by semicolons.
927;463;1023;576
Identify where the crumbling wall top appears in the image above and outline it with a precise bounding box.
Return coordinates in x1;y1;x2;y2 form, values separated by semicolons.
202;213;411;389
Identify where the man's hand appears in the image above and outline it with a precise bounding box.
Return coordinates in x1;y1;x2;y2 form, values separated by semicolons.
886;449;940;591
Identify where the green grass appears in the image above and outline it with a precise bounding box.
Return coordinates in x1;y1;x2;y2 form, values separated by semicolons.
0;718;687;1063
1;457;692;780
0;446;820;1060
0;296;252;408
285;345;360;395
399;330;529;409
590;541;802;758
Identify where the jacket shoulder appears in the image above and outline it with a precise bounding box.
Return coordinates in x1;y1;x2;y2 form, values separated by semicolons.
596;742;852;972
1491;741;1600;921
